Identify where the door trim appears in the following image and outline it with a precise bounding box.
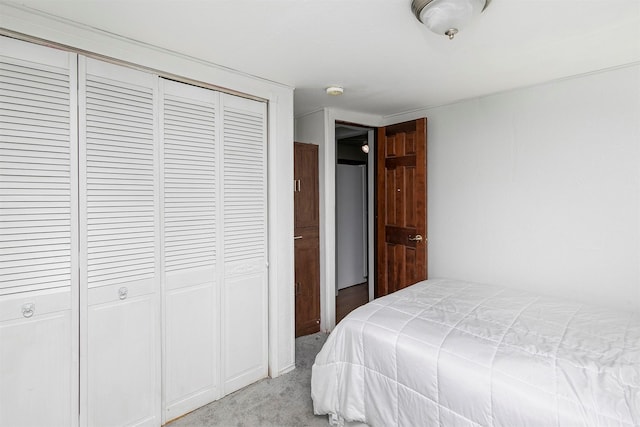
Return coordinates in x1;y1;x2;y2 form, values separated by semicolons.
311;110;383;331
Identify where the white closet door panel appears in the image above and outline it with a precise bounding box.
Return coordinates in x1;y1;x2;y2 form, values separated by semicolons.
0;291;72;427
87;292;157;427
222;95;267;266
162;79;217;273
160;79;220;420
0;38;77;296
0;315;72;427
83;58;157;291
222;272;268;393
221;93;268;394
87;279;156;306
80;57;160;427
164;278;218;420
0;36;78;427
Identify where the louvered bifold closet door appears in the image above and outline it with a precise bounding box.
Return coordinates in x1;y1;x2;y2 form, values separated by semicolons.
79;57;160;427
160;79;220;422
0;37;78;427
220;93;268;394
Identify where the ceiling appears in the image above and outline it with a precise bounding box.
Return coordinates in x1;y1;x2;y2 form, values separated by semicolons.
336;124;370;142
8;0;640;118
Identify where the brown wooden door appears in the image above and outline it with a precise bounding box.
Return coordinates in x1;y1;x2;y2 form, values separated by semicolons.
294;143;319;229
294;142;320;337
375;118;427;297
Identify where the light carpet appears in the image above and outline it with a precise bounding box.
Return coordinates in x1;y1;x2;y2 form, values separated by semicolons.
168;333;329;427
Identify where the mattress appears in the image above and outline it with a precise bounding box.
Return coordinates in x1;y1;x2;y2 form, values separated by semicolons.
311;279;640;426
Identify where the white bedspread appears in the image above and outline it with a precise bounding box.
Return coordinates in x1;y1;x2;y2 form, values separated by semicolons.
311;279;640;427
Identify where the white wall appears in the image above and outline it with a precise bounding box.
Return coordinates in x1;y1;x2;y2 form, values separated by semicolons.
336;164;367;290
1;3;296;375
390;64;640;312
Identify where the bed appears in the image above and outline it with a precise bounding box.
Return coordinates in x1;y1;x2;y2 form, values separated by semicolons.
311;278;640;426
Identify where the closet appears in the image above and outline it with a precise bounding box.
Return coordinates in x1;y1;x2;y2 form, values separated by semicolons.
0;36;268;426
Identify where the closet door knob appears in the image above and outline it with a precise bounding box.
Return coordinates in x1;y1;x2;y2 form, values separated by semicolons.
21;303;35;318
118;287;128;300
408;234;423;242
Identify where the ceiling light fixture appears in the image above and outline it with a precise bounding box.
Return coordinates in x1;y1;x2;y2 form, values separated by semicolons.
411;0;489;40
326;86;344;96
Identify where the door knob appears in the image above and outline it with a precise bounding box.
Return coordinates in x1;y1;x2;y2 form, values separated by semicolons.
21;303;35;318
408;234;423;242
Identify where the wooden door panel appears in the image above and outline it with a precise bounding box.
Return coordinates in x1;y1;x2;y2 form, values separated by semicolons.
294;143;319;229
406;250;416;282
293;142;320;337
294;228;320;337
386;168;397;225
386;244;399;289
385;243;419;290
385;225;418;247
406;167;416;227
405;132;416;155
376;118;427;297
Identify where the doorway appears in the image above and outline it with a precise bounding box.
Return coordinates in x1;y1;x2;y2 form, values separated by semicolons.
294;112;428;331
335;124;374;322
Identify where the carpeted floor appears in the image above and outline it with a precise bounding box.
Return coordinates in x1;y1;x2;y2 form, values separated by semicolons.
168;333;330;427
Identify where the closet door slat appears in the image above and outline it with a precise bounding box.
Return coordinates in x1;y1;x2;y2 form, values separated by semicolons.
84;70;156;290
163;91;217;273
222;105;267;264
0;52;74;296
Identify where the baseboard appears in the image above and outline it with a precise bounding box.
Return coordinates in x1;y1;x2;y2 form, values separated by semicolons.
278;363;296;376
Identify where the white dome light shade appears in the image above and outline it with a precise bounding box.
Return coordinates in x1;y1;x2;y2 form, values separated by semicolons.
415;0;487;39
326;86;344;96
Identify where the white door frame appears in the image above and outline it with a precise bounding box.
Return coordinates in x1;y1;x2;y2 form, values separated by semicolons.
320;109;383;331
